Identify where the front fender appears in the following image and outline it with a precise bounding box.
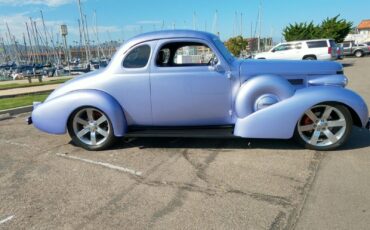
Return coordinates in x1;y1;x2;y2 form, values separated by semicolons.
235;75;295;118
234;86;368;139
32;89;127;136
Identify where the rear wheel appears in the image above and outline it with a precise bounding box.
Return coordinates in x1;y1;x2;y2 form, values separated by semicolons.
294;104;352;151
354;50;363;58
67;107;116;151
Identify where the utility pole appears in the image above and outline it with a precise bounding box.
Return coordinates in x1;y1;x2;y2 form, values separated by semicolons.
61;24;71;75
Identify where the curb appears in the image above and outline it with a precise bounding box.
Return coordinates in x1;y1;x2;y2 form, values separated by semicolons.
0;105;33;117
0;90;53;99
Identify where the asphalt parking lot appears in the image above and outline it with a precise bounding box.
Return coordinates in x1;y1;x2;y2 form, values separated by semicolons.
1;57;370;230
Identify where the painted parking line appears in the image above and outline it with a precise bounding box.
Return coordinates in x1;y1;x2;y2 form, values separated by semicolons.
56;153;142;176
0;215;14;225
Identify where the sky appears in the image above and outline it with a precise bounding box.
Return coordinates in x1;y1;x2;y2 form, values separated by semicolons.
0;0;369;45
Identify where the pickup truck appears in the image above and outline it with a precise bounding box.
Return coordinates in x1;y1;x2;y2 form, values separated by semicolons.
340;41;370;57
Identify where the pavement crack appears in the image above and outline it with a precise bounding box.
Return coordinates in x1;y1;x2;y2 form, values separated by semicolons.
269;211;287;230
284;151;325;230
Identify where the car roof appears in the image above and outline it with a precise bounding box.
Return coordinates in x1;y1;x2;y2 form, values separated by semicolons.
123;30;218;47
283;39;333;44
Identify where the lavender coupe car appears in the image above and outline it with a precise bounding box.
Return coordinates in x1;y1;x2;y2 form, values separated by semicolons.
29;30;370;151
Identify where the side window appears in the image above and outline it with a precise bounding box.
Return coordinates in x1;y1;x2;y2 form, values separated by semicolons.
122;45;150;68
307;41;328;48
294;43;302;49
343;43;350;48
156;42;216;67
273;44;292;52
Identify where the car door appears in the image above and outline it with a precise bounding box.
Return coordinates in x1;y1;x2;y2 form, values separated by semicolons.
104;41;156;126
342;42;351;55
269;43;293;59
150;39;233;126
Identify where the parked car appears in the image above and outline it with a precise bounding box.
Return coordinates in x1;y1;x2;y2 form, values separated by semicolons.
29;30;369;151
340;41;370;57
254;39;338;60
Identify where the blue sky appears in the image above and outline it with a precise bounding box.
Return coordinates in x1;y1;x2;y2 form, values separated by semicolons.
0;0;368;43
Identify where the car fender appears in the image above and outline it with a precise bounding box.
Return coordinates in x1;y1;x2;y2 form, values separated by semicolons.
234;86;368;139
32;89;127;136
234;74;295;118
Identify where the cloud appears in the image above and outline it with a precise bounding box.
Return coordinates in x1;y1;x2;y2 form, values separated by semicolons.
0;0;74;7
137;20;162;25
0;12;121;44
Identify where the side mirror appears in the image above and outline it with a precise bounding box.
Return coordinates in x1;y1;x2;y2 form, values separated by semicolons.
209;64;224;73
271;49;276;53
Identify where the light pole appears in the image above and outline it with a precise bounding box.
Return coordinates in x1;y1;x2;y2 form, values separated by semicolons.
61;24;71;75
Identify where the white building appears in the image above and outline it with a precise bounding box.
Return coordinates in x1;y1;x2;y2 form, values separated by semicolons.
345;19;370;44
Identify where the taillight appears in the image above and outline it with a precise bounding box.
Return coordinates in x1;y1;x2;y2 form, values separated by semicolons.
368;46;370;51
328;47;332;54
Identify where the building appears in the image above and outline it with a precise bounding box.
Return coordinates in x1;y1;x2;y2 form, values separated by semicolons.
345;19;370;44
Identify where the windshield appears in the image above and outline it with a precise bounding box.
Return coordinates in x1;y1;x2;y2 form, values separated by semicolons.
213;37;235;63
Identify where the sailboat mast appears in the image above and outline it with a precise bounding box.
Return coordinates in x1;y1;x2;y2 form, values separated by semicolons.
77;0;90;62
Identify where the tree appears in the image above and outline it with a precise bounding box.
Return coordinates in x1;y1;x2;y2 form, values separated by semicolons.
320;15;353;43
225;36;248;56
283;22;321;42
283;15;353;43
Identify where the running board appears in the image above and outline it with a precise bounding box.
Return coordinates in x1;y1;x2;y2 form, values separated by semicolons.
125;126;236;138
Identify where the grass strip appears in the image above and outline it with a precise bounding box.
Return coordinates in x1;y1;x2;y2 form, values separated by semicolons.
0;78;71;90
0;93;49;110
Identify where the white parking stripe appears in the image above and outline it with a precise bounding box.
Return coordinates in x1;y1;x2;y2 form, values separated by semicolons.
0;215;14;225
56;153;142;176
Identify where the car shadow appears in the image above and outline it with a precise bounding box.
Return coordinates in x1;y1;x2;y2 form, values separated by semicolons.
341;63;354;67
339;127;370;151
111;127;370;151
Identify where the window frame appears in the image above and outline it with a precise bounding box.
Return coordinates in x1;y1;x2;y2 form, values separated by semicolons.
121;44;151;69
153;39;223;69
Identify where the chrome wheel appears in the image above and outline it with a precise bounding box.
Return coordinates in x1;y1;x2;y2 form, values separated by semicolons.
297;105;348;147
72;108;110;146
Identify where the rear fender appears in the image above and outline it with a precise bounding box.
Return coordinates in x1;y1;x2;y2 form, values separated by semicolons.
32;89;127;136
234;86;368;139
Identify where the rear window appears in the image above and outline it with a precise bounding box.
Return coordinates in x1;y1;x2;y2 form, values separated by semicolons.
307;41;328;48
329;40;337;47
122;45;151;68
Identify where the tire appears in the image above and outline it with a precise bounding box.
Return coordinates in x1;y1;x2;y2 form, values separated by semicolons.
67;107;116;151
354;50;363;58
294;104;352;151
303;56;317;60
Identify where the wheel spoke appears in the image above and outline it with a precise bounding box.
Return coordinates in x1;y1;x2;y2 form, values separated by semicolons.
96;128;108;137
328;119;346;128
90;131;97;145
300;124;315;132
77;128;90;138
309;130;321;145
321;106;334;120
96;116;107;125
305;110;318;122
87;109;94;121
76;117;88;126
323;129;338;143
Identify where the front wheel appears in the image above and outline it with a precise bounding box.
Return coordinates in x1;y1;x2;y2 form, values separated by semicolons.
67;107;116;151
294;104;352;151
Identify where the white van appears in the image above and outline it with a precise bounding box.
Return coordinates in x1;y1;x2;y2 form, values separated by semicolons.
254;39;338;60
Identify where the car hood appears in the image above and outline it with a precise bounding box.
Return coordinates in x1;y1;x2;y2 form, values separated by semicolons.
239;59;342;79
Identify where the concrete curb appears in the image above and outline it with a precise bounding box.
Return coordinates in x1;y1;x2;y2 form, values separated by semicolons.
0;105;33;117
0;90;53;99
